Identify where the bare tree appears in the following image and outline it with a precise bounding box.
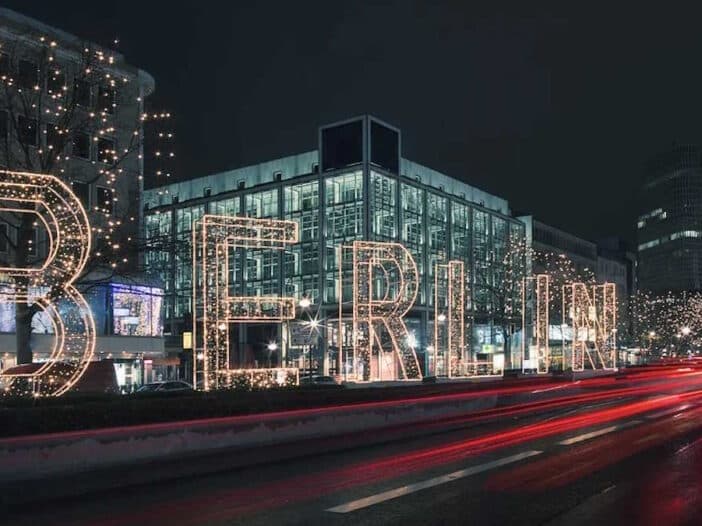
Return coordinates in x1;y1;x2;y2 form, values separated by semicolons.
473;234;528;370
0;28;172;364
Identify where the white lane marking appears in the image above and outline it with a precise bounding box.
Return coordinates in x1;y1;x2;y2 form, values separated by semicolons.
326;450;542;514
531;381;580;394
634;433;661;446
646;404;691;420
558;420;641;446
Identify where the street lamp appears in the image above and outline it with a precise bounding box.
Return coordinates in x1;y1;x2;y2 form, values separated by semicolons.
266;342;278;368
298;295;313;378
299;295;312;309
437;313;447;323
682;326;692;336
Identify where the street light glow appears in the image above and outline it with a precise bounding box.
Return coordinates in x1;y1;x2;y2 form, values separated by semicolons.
299;296;312;309
267;342;278;351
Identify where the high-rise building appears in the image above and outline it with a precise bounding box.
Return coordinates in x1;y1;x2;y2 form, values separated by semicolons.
637;145;702;293
143;116;527;378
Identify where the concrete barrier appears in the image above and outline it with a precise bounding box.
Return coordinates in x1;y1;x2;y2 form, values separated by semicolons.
0;390;502;482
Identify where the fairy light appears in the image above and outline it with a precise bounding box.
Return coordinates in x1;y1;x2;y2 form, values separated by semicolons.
193;215;298;391
521;274;550;374
564;282;617;371
0;33;175;276
348;241;422;381
0;170;95;397
434;261;465;377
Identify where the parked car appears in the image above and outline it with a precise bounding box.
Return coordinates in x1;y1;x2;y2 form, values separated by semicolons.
137;380;193;393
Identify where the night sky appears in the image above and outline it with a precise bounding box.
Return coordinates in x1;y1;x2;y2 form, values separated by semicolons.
8;2;702;243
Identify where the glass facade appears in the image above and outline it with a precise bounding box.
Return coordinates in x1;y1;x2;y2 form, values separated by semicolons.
638;145;702;292
143;118;525;377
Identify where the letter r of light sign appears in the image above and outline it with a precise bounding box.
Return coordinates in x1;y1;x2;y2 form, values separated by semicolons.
193;215;298;390
351;241;422;381
0;170;95;397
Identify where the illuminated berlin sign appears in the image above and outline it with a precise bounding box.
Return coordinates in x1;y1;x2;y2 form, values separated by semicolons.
192;215;299;390
521;274;550;374
349;241;422;381
564;282;617;371
0;170;95;397
434;260;466;377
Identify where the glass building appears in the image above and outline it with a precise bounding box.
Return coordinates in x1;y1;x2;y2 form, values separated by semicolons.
638;145;702;293
143;116;525;378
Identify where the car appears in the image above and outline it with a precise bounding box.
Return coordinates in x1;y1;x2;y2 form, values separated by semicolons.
299;375;340;386
136;380;193;393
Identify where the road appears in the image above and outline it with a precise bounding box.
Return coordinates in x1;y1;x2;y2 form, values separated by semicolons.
7;365;702;526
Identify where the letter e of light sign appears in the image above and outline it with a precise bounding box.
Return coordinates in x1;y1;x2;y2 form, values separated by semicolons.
193;215;298;390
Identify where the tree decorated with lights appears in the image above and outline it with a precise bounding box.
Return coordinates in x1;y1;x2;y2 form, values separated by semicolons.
0;28;173;365
473;233;529;369
532;250;596;327
630;290;702;354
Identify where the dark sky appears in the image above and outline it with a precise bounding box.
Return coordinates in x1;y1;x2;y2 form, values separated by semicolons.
8;1;702;243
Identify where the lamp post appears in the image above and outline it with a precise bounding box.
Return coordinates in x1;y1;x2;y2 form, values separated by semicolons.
646;330;656;364
298;294;312;379
267;342;278;368
681;326;692;357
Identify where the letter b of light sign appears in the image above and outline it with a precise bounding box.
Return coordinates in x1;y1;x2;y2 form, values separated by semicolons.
193;215;298;390
0;170;95;397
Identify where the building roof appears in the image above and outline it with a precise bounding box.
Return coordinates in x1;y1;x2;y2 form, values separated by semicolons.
0;8;155;95
144;152;510;215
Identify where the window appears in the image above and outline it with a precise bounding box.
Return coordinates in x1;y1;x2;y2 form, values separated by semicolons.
45;124;66;153
46;69;65;95
73;132;91;159
27;228;37;255
98;137;115;163
98;86;116;114
112;284;164;336
18;116;37;146
18;60;38;90
0;111;7;141
71;181;90;207
96;186;113;214
74;79;91;107
0;53;9;77
0;223;7;252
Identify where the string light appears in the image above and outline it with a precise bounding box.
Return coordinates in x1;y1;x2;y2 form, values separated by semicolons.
0;170;95;396
563;283;617;371
521;274;550;374
192;215;298;391
434;261;465;377
348;241;422;381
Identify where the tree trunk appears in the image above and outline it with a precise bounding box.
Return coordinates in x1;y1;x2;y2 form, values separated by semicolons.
15;300;32;364
14;213;35;364
503;331;512;372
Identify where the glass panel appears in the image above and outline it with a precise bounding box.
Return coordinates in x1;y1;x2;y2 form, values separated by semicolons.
370;171;396;240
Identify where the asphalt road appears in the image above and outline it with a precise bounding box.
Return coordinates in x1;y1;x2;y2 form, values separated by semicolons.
7;367;702;526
